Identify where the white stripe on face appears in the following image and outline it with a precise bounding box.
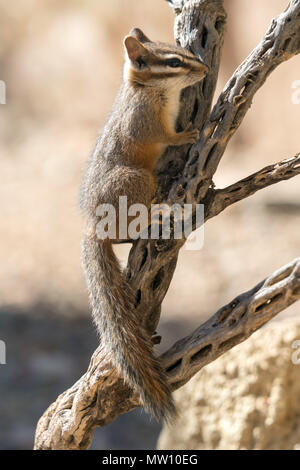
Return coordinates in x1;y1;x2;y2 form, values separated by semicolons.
150;65;180;74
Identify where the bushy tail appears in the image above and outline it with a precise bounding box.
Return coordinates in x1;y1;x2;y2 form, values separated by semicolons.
81;233;176;421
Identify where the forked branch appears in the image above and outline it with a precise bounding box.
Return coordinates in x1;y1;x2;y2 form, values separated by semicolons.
34;258;300;449
172;0;300;205
34;0;300;450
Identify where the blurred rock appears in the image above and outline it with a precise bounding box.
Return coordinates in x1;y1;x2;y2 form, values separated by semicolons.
158;319;300;450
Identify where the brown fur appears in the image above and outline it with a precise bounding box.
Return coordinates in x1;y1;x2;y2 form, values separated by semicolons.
80;28;208;421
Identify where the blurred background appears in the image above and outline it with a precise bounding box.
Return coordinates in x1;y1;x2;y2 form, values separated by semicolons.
0;0;299;450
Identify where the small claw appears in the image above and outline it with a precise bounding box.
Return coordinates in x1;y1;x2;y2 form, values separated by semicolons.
186;128;200;143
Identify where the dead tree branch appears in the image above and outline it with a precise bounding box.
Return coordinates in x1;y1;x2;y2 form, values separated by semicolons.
34;258;300;449
206;153;300;220
34;0;300;450
163;257;300;388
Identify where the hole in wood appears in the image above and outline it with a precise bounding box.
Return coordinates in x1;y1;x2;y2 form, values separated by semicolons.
229;186;242;193
151;267;164;291
219;333;244;350
213;304;235;326
166;358;182;373
201;26;208;48
202;78;207;96
191;98;199;122
215;17;224;33
139;246;148;270
283;37;292;50
191;344;212;363
254;293;283;313
230;77;237;88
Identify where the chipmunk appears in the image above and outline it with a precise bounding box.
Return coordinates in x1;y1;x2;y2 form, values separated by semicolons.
80;28;208;421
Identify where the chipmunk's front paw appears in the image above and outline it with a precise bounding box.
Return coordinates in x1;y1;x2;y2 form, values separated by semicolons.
169;124;200;146
181;122;200;143
182;127;200;144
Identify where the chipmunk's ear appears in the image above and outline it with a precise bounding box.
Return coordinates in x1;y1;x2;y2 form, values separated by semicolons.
124;36;148;63
129;27;151;44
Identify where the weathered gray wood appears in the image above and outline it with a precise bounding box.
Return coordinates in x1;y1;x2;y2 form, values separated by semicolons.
162;257;300;388
34;0;300;450
127;0;227;335
34;257;300;449
206;153;300;220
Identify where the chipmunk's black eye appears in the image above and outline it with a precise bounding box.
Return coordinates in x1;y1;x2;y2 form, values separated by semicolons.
136;57;147;68
165;58;183;68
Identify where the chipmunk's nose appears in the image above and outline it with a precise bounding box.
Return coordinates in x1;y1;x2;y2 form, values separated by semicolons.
201;63;209;75
194;57;209;75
